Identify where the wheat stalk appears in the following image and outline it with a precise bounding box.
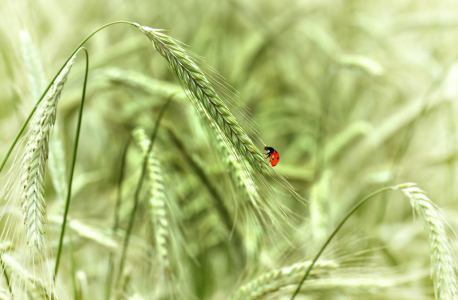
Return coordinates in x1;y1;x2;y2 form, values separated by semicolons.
132;128;171;273
228;260;338;300
134;23;265;172
20;55;76;252
396;183;458;300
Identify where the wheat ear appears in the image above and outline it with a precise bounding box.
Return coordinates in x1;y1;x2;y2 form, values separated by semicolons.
132;128;171;273
228;260;338;300
396;183;458;300
134;23;265;172
19;31;68;207
20;55;76;252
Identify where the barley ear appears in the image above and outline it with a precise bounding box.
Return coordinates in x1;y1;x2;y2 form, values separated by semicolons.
228;260;338;300
20;55;76;252
133;23;266;172
132;128;172;274
396;183;458;300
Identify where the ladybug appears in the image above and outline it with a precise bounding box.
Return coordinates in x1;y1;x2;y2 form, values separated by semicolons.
264;146;280;167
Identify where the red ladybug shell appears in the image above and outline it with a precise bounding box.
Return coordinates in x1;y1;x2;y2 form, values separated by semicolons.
270;152;280;167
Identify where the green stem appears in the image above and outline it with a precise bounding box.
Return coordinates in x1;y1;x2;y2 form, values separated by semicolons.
116;94;174;287
290;186;394;300
105;137;131;300
0;257;13;297
69;230;78;300
167;128;245;267
0;20;133;175
167;129;235;236
54;47;89;281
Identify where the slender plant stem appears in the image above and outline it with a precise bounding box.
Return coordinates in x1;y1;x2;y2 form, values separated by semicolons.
166;128;245;267
54;47;89;281
105;138;131;300
116;95;174;287
69;231;78;300
290;186;394;300
0;20;133;175
0;257;13;296
167;129;234;235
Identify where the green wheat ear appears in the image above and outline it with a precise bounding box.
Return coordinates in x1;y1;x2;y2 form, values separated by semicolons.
133;23;266;173
132;128;172;273
396;184;458;300
20;55;76;252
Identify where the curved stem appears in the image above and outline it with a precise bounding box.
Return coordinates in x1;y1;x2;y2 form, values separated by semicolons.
53;47;90;281
290;186;395;300
69;230;78;300
0;20;134;175
116;94;174;287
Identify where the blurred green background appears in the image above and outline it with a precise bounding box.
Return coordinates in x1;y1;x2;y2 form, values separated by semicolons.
1;0;458;299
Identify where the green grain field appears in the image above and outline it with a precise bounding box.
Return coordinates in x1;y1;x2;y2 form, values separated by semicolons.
1;0;458;299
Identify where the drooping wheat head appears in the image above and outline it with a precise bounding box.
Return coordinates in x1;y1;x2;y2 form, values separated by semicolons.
396;183;458;300
20;55;76;252
19;31;47;102
19;30;68;207
133;23;266;173
47;215;120;253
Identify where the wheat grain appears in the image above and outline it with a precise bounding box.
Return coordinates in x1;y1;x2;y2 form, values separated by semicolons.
396;183;458;300
134;23;265;172
228;260;338;300
19;55;75;252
